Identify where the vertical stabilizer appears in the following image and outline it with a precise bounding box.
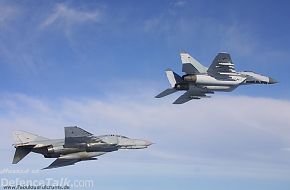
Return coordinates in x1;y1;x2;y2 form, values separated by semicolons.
165;69;182;88
180;52;207;74
13;131;48;145
155;69;181;98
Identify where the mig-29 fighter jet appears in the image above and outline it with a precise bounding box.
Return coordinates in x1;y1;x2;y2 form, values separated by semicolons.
156;52;277;104
12;126;152;169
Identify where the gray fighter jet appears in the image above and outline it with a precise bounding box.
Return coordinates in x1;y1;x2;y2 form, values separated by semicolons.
12;126;152;169
156;52;277;104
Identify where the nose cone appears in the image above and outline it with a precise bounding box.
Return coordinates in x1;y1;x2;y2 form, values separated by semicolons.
269;77;278;84
144;140;153;146
135;139;153;147
118;138;153;149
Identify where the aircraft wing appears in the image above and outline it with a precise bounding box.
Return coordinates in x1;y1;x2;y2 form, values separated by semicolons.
43;156;98;169
64;126;94;145
207;52;240;79
64;126;105;147
173;87;212;104
43;158;81;169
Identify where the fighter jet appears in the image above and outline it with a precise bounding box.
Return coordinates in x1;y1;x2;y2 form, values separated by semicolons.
12;126;152;169
156;52;277;104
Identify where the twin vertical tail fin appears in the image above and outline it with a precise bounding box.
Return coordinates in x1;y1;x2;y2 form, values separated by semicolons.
180;52;207;74
155;69;181;98
165;69;182;88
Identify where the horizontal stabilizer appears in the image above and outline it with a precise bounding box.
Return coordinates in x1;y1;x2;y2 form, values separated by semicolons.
12;145;34;164
172;87;212;104
173;91;195;104
155;88;177;98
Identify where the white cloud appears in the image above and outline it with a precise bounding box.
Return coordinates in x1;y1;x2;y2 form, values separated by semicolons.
0;3;104;74
282;147;290;151
0;3;18;28
1;92;290;178
172;0;187;7
40;4;102;28
142;12;259;57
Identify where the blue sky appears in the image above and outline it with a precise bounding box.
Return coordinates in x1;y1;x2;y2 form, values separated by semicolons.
0;0;289;98
0;0;290;190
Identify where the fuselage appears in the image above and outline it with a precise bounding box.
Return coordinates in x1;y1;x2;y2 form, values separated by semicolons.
12;127;152;169
155;52;277;104
30;135;152;159
175;74;246;92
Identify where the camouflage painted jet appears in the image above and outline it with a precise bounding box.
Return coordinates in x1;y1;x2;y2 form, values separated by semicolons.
156;52;277;104
12;126;152;169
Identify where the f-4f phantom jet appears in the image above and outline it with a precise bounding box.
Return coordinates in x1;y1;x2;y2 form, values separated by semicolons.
156;52;277;104
12;126;152;169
